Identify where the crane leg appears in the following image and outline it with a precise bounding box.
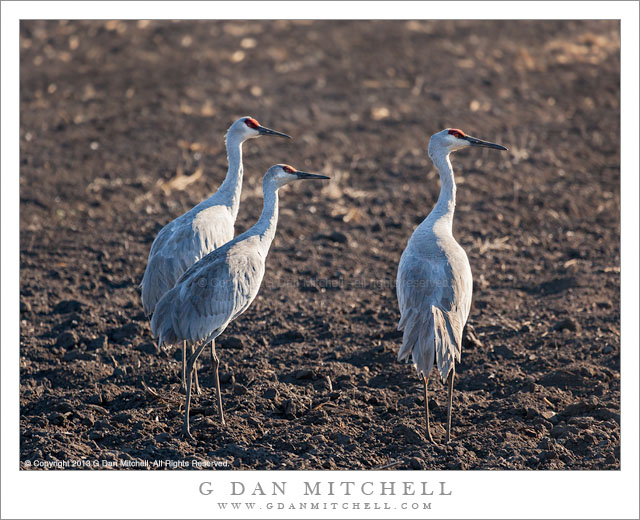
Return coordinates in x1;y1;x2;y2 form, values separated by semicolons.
182;341;208;440
446;369;455;444
422;373;435;444
211;340;226;426
181;341;187;392
180;342;201;394
192;343;202;395
183;356;195;440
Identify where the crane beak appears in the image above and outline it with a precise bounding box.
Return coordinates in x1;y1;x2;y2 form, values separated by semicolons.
294;171;330;180
257;125;292;139
464;135;508;151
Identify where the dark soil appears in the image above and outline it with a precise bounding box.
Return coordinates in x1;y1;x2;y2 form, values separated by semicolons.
20;20;620;470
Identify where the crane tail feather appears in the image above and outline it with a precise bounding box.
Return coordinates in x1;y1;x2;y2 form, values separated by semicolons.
397;306;461;382
432;306;458;382
397;309;436;378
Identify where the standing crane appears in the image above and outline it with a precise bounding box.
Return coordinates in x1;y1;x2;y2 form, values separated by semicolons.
151;164;329;438
141;117;290;392
396;128;507;443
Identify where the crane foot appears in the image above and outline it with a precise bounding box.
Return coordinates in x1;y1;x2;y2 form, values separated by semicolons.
182;424;195;441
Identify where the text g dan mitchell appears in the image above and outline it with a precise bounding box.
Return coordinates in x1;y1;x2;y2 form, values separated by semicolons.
199;480;453;497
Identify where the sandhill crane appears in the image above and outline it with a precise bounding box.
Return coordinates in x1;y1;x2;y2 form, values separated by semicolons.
396;128;507;443
141;116;290;392
151;164;329;438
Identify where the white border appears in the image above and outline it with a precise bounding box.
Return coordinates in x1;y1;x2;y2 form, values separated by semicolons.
2;2;638;519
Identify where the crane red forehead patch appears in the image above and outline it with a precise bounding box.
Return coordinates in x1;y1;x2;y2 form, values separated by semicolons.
245;117;260;129
448;128;466;138
282;165;296;173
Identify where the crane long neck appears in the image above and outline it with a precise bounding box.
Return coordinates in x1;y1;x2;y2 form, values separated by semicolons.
430;151;457;230
255;180;280;252
216;133;244;220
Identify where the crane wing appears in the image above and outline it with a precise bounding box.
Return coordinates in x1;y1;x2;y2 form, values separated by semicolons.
396;249;467;381
151;239;265;348
140;206;234;316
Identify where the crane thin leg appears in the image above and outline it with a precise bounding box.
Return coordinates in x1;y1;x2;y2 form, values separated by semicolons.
422;373;435;444
181;342;201;394
183;341;208;440
192;343;201;395
183;357;195;440
183;343;202;394
211;340;226;426
181;341;187;392
446;369;455;443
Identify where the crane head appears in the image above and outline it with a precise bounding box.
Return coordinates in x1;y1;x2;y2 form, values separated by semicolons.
264;164;330;188
229;116;292;141
428;128;508;156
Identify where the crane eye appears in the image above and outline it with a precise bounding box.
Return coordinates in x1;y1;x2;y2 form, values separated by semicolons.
282;165;295;173
245;118;259;129
448;128;465;139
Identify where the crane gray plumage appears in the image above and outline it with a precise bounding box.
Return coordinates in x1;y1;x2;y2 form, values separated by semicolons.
140;116;290;391
153;240;265;348
396;128;507;443
151;164;329;438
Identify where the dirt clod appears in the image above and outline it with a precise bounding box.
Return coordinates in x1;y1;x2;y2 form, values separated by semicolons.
553;318;581;333
233;383;248;396
222;336;244;349
295;369;314;380
87;335;108;350
109;322;142;342
263;388;278;400
53;300;84;314
56;331;78;349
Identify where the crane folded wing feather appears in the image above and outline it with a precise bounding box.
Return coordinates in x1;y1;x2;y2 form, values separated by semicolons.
397;304;462;382
151;237;267;350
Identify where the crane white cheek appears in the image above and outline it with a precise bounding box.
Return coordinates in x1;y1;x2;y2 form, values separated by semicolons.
450;137;471;151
